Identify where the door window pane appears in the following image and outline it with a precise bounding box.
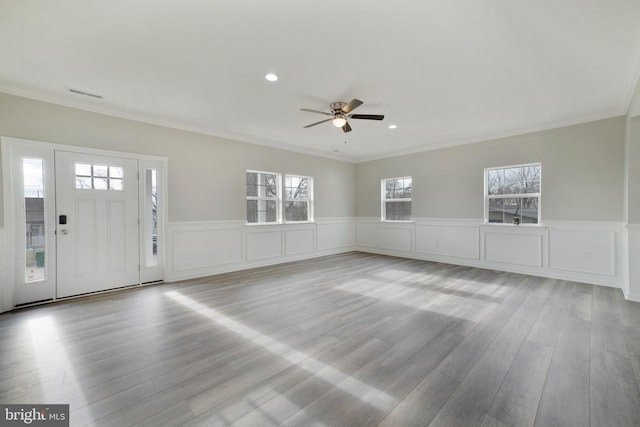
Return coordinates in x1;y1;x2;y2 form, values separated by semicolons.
23;158;46;282
145;169;158;267
75;163;124;191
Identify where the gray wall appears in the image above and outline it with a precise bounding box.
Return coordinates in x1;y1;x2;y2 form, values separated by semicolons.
356;117;625;221
629;116;640;224
0;93;356;224
0;92;627;226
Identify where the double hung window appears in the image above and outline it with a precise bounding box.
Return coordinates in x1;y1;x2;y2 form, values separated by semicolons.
246;171;313;223
284;175;312;222
382;176;412;221
486;163;541;224
246;171;280;224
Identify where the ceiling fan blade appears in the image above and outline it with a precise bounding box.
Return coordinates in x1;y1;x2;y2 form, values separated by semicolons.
350;114;385;121
300;108;332;116
342;99;363;114
342;122;352;133
303;118;333;128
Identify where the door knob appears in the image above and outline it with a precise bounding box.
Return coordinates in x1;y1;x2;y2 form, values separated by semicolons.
60;229;69;235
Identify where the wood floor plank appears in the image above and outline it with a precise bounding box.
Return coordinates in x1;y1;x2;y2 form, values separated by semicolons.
534;315;591;427
486;340;554;426
378;370;459;427
590;286;640;427
1;252;639;426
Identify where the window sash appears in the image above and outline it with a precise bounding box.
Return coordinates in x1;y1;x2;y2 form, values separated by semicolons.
485;163;541;224
382;176;412;221
246;170;281;223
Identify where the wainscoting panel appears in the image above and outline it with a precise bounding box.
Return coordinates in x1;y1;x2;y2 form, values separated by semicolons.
379;225;413;252
285;227;315;256
357;221;379;248
355;218;624;289
548;229;615;276
246;229;284;261
415;224;479;260
316;220;355;251
483;229;543;267
166;219;356;282
627;224;640;301
0;227;9;312
171;224;243;272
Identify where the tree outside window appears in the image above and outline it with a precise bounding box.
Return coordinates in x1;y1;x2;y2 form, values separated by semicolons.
486;164;541;224
382;177;412;221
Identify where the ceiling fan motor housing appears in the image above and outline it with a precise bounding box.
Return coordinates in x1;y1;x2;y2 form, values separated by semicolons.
330;101;347;113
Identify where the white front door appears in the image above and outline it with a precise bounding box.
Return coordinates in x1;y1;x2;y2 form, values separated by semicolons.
55;151;140;297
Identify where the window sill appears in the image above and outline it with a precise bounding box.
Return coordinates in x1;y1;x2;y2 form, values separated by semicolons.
380;220;415;224
245;221;315;226
482;222;542;227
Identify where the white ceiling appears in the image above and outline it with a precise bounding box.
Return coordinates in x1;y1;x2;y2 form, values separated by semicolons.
1;1;639;162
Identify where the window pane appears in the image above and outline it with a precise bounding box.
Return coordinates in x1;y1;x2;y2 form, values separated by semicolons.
76;176;92;189
520;197;539;223
94;177;108;190
246;172;258;197
145;169;158;266
246;200;258;223
264;200;277;222
285;176;308;199
385;180;395;198
23;158;46;282
385;201;411;221
264;175;277;197
400;177;412;198
489;197;538;224
109;178;123;191
75;163;91;176
93;165;108;178
285;201;308;221
109;166;123;179
385;177;412;199
488;198;507;223
488;165;540;196
249;199;277;223
249;173;277;198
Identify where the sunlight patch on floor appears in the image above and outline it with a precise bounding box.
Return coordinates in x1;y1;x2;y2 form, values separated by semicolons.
164;291;396;412
27;316;90;416
333;278;495;321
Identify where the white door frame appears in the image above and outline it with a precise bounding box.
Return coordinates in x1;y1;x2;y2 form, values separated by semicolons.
1;137;167;310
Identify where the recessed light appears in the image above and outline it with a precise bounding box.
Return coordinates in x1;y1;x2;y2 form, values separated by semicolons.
265;73;278;82
388;124;397;129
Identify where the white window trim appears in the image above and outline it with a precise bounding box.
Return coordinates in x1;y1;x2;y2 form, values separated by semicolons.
484;162;542;225
381;176;412;222
246;170;282;224
284;174;314;223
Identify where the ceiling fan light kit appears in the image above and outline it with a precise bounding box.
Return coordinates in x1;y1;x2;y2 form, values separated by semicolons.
332;116;347;128
301;98;384;133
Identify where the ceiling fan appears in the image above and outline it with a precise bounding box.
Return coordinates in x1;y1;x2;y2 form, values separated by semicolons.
301;99;384;133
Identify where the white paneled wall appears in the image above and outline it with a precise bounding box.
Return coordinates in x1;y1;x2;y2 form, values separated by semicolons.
356;218;624;288
627;224;640;301
415;221;479;260
166;218;356;282
0;227;7;311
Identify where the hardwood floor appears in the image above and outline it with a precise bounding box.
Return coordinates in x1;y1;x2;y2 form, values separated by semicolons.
1;252;640;426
